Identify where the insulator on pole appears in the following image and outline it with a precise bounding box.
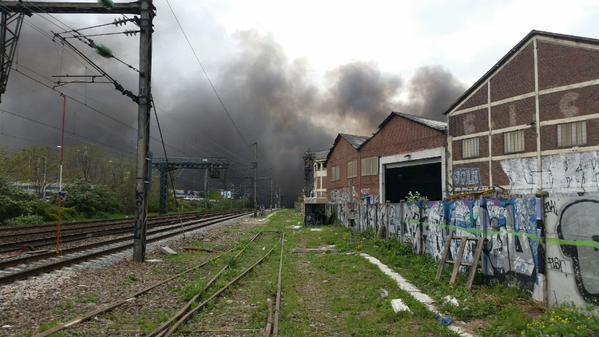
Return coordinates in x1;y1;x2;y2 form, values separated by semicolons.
124;30;140;37
95;44;113;58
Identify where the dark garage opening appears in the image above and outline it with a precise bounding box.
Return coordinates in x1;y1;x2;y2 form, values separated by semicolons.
385;162;442;202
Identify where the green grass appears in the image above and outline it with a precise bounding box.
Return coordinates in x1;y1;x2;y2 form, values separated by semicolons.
292;215;598;337
252;210;459;336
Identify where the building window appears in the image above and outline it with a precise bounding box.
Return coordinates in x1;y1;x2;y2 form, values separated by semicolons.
462;137;480;158
361;157;378;176
347;160;357;178
558;121;587;147
331;165;340;181
504;130;525;154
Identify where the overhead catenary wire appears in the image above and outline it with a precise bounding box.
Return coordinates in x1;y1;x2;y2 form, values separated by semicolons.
0;106;136;157
164;0;250;148
151;96;180;212
9;2;250;163
55;17;137;35
4;1;252;188
14;15;233;160
63;30;139;38
12;65;189;157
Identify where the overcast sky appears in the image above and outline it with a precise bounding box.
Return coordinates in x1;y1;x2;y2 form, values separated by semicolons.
174;0;599;86
2;0;599;202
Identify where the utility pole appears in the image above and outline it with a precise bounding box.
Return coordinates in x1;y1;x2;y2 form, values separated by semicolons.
252;142;258;211
0;1;149;260
132;0;153;262
269;168;273;210
203;166;209;208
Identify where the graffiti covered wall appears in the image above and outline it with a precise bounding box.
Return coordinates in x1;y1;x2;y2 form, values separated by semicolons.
500;151;599;195
545;197;599;306
332;195;599;307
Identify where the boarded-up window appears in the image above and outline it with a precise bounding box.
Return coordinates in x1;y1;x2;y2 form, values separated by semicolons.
462;137;480;158
347;160;357;178
361;157;378;176
331;165;340;181
504;130;525;154
557;121;587;147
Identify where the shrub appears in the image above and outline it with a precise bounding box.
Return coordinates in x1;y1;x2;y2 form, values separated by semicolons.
64;180;123;217
0;177;49;223
5;214;45;226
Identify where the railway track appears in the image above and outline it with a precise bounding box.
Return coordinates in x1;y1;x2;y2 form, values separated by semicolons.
0;212;221;253
0;211;202;236
27;227;285;337
0;210;250;285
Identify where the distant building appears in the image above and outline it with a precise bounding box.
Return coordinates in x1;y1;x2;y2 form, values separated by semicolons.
326;133;369;203
360;112;446;203
446;30;599;195
311;150;328;199
325;112;447;204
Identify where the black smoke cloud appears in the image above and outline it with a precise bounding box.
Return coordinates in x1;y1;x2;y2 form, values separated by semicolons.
401;65;466;121
2;15;464;205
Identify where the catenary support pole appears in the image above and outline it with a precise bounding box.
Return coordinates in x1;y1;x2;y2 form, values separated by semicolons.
56;94;66;255
204;166;209;208
253;142;258;211
133;0;153;262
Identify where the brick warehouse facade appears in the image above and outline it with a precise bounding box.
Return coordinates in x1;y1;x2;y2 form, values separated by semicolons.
447;30;599;195
327;112;446;204
326;134;368;203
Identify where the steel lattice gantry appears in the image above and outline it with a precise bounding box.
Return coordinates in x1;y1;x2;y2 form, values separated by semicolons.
0;9;25;101
151;157;229;214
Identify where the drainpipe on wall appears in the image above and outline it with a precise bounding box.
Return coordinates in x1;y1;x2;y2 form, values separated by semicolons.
535;191;549;306
479;196;489;285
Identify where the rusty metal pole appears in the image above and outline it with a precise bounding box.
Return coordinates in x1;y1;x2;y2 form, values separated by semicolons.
133;0;153;262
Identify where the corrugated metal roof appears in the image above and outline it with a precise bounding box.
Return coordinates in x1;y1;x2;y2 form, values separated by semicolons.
393;112;447;131
340;133;369;149
313;150;329;161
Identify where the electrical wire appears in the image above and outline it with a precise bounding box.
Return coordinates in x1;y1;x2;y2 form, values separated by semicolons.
164;0;250;148
56;17;136;35
5;1;251;190
64;30;139;38
150;96;180;211
12;65;188;156
0;106;136;157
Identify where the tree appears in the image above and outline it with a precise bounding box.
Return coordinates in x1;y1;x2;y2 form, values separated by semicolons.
64;180;123;217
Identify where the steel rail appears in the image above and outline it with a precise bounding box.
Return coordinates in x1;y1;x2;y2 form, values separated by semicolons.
272;232;285;336
30;238;251;337
160;244;277;337
0;212;239;269
0;211;203;235
0;212;221;252
148;231;264;337
0;211;249;285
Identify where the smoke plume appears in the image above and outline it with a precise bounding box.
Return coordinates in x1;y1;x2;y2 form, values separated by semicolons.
2;15;465;205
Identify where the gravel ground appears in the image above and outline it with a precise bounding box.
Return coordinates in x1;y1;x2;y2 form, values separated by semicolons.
0;214;269;337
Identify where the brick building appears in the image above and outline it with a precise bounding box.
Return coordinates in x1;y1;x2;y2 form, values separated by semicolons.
326;133;369;203
362;112;446;202
311;150;328;199
447;30;599;195
327;112;446;203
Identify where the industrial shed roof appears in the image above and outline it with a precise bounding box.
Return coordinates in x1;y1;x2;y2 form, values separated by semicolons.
325;133;369;162
313;150;329;161
357;112;446;150
340;133;370;148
